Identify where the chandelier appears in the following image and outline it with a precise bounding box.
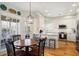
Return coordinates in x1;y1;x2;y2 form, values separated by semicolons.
27;2;34;23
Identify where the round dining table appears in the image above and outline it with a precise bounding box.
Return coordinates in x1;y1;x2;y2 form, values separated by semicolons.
14;39;38;55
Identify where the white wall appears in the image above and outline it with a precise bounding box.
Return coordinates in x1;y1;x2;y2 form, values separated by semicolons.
0;8;78;42
38;13;45;33
44;15;77;42
28;12;45;34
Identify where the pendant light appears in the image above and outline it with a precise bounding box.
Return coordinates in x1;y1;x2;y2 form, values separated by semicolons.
27;2;34;23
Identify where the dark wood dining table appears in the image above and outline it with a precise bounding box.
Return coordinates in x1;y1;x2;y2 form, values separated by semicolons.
14;39;38;46
14;39;38;55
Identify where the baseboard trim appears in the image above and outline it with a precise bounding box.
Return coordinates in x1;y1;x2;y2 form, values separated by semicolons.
59;39;76;43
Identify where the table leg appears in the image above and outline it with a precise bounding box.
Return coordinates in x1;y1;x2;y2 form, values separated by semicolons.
25;46;29;56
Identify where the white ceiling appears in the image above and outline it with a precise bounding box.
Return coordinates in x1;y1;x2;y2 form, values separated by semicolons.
0;2;79;17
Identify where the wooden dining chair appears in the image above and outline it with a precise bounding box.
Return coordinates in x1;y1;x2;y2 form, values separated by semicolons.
5;40;26;56
12;35;24;49
28;38;47;56
12;35;21;42
5;41;15;56
25;34;30;39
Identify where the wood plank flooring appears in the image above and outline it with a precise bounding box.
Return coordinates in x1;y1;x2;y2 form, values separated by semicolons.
44;41;79;56
0;40;79;56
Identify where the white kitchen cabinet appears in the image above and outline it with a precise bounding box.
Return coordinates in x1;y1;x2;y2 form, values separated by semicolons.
67;33;76;42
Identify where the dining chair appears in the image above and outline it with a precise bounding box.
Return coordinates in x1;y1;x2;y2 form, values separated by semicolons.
5;40;26;56
25;34;30;39
12;35;23;49
12;35;21;42
28;37;47;56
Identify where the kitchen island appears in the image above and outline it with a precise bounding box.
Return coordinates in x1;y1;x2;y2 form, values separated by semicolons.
44;33;59;48
33;33;59;48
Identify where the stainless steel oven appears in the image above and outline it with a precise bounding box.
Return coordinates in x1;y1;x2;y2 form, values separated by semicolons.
59;32;67;39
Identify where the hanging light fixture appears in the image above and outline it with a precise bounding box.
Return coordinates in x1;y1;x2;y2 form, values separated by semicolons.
27;2;34;23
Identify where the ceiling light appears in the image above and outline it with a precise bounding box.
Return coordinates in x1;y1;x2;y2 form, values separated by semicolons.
70;10;72;12
47;13;52;16
64;16;72;18
72;3;76;7
27;2;34;23
45;10;48;13
77;8;79;12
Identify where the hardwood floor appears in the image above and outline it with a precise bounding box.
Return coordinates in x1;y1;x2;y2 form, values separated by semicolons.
0;40;79;56
0;51;7;56
44;40;79;56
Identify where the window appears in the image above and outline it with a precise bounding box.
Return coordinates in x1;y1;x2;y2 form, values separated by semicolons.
0;15;20;51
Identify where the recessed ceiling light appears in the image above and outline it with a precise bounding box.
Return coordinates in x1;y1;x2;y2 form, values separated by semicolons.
77;8;79;12
45;10;48;12
64;16;72;18
47;13;52;16
70;10;72;12
72;3;76;7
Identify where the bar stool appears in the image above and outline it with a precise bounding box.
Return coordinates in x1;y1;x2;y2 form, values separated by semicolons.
49;39;56;49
